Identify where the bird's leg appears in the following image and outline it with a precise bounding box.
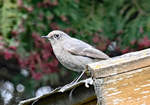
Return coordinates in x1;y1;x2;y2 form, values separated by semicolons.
70;70;86;84
60;70;86;91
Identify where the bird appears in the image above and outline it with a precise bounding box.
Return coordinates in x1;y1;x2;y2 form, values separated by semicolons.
41;30;109;84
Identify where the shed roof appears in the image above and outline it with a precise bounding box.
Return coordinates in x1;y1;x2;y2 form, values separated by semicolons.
19;78;96;105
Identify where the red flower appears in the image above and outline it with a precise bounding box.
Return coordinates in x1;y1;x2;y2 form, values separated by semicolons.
4;51;13;60
9;46;17;50
50;22;59;30
11;30;18;36
42;50;51;60
130;40;136;45
92;35;100;43
121;47;129;54
138;36;150;48
32;72;42;80
18;59;26;68
49;59;59;67
29;60;35;71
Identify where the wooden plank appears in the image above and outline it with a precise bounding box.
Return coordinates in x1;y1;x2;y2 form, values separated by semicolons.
88;48;150;78
95;66;150;105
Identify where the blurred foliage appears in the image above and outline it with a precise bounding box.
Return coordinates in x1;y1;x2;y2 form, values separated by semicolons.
0;0;150;104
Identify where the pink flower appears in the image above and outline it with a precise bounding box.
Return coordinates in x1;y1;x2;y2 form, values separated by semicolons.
51;0;58;6
92;35;100;43
139;27;144;34
18;59;26;68
60;15;68;22
27;7;34;12
17;0;23;7
32;72;42;80
42;50;51;60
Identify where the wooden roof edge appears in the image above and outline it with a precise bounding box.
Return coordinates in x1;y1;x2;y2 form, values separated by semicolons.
18;78;94;105
87;48;150;78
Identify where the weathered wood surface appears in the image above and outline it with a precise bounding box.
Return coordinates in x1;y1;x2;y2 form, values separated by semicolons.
88;48;150;78
96;66;150;105
88;48;150;105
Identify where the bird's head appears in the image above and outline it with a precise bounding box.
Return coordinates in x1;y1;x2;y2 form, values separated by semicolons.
41;30;70;44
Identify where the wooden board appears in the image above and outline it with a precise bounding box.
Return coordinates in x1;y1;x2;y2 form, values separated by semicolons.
95;66;150;105
88;48;150;105
88;48;150;78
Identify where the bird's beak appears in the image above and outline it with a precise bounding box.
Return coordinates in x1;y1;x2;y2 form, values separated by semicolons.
41;36;49;39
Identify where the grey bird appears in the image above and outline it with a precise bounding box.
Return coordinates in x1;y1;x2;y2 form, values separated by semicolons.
41;30;109;83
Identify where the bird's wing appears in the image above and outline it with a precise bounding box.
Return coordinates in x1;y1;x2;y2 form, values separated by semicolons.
63;38;109;59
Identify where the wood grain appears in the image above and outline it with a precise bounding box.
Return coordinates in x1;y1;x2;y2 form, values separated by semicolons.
98;66;150;105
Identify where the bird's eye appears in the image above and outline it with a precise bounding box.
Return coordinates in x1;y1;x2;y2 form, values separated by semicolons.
54;34;60;39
